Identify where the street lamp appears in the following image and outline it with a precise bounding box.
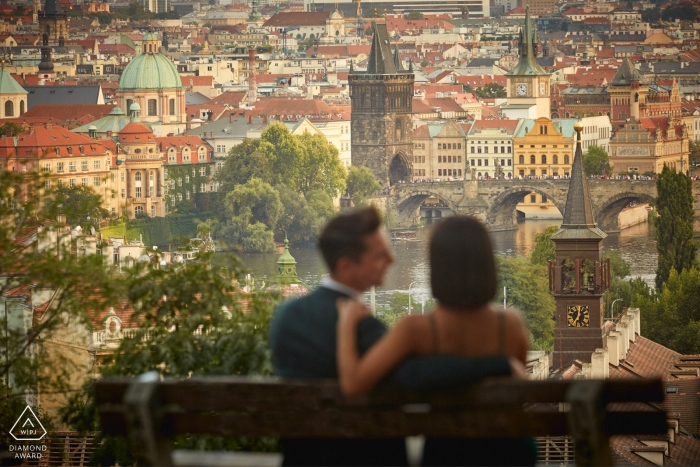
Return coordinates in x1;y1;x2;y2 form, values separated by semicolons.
610;298;623;319
408;281;416;315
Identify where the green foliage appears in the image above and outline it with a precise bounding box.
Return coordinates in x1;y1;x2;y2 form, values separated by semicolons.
364;7;384;17
474;83;506;98
605;249;630;279
0;121;26;136
641;7;661;22
404;11;423;19
689;140;700;168
124;213;204;247
496;256;555;351
583;145;613;176
346;166;381;206
216;139;273;194
636;268;700;354
61;252;281;464
376;292;435;328
0;171;118;439
529;225;559;266
662;4;699;21
43;184;110;228
295;132;346;198
654;165;697;290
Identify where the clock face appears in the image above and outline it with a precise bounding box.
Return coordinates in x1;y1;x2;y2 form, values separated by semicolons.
539;83;546;95
567;305;590;328
516;84;527;96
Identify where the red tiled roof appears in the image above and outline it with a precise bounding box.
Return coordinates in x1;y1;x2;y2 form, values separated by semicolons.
98;43;135;54
413;125;430;138
181;75;214;87
471;120;520;133
206;91;247;107
263;11;331;27
20;104;116;125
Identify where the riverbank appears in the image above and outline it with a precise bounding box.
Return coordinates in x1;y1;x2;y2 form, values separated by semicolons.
618;204;651;230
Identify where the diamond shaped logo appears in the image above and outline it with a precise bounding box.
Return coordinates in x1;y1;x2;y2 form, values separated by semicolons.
10;406;47;441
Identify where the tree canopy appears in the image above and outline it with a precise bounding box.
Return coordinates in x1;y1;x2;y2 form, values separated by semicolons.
583;145;613;176
654;165;697;289
346;166;381;206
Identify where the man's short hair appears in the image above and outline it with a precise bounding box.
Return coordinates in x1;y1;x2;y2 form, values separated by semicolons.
318;207;382;273
430;216;497;310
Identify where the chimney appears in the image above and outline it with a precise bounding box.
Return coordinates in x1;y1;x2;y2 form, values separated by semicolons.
45;123;52;130
607;331;620;366
263;114;268;123
621;314;636;343
247;114;252;123
591;348;608;379
618;320;630;356
628;308;641;336
248;48;257;104
229;113;233;123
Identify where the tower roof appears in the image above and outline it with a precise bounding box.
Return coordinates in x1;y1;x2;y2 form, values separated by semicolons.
610;58;643;86
509;6;548;76
366;22;397;75
551;121;606;241
0;69;26;95
42;0;65;16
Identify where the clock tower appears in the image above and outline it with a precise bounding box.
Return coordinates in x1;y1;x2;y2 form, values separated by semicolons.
548;121;611;370
505;6;550;119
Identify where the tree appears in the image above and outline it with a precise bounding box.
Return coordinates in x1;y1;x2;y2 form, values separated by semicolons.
641;7;661;22
295;132;346;198
364;7;384;17
0;171;117;448
529;225;559;266
654;165;697;289
475;83;506;98
689;140;700;168
276;185;324;243
346;166;381;206
662;4;699;21
43;185;110;229
61;251;281;464
216;139;273;195
496;256;555;350
404;11;423;19
583;145;613;176
0;121;25;136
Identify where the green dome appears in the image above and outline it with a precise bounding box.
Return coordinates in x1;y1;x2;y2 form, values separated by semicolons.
143;31;159;41
118;53;183;91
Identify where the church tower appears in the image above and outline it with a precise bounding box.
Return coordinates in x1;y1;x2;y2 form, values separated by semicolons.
608;58;648;127
350;22;413;186
505;7;550;119
38;0;66;44
549;121;611;369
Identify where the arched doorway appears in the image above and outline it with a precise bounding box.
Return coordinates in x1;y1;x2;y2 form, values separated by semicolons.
389;154;410;185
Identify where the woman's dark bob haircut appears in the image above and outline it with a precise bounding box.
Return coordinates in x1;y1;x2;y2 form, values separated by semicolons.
429;216;497;310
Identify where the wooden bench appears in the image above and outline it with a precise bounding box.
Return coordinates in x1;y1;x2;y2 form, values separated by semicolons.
95;374;666;467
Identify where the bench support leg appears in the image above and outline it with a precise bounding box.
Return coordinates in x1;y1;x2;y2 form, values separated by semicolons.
124;376;174;466
566;380;613;467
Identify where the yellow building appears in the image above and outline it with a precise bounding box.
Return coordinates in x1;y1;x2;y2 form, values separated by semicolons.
513;117;576;218
513;117;575;179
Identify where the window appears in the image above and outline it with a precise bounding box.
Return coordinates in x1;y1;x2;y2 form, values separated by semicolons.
150;185;154;197
135;172;142;181
186;175;190;183
94;177;101;186
19;101;24;115
45;180;51;189
553;155;558;164
478;159;482;166
530;155;535;164
82;161;88;171
200;167;206;176
69;179;76;187
541;155;547;164
484;159;489;166
148;99;157;116
56;162;64;173
94;160;101;169
519;155;524;164
82;178;88;186
135;206;144;215
564;155;570;164
178;193;183;201
530;195;537;203
507;160;512;166
198;151;206;162
542;195;548;203
121;172;125;181
201;183;206;192
178;177;182;186
470;159;475;166
69;162;76;172
4;100;13;117
121;188;125;198
542;169;547;176
471;147;475;153
169;99;175;115
136;186;142;197
43;163;51;173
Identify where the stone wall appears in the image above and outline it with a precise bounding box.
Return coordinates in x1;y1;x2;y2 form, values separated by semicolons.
617;204;650;230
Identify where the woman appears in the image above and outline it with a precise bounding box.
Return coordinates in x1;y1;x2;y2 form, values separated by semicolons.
336;216;535;466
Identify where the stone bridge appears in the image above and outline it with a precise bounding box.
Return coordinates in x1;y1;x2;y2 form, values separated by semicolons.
380;179;700;232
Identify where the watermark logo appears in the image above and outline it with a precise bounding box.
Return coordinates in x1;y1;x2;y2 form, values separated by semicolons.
10;406;47;441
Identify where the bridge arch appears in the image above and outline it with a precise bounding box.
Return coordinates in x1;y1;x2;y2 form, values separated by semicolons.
396;190;456;226
595;191;655;232
486;186;564;230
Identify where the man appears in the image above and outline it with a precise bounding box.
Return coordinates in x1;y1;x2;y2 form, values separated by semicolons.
270;207;514;466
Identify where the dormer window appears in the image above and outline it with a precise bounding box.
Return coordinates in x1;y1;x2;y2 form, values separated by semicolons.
79;145;84;154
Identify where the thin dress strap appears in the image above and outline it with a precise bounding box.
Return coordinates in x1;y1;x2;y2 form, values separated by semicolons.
498;311;506;355
429;313;440;353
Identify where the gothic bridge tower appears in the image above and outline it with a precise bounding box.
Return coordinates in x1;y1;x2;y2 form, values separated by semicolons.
549;121;612;369
350;22;414;186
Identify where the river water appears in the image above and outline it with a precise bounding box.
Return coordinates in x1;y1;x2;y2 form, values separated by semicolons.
236;220;657;308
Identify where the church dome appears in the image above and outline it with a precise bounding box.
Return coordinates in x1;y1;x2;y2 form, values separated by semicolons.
118;53;183;91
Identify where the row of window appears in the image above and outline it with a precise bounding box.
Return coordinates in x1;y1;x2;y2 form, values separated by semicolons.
438;155;462;163
470;146;511;154
470;159;513;167
518;169;570;177
517;155;570;165
167;152;208;162
126;98;176;117
46;177;102;189
437;169;463;177
437;143;462;150
518;144;569;149
50;159;110;173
